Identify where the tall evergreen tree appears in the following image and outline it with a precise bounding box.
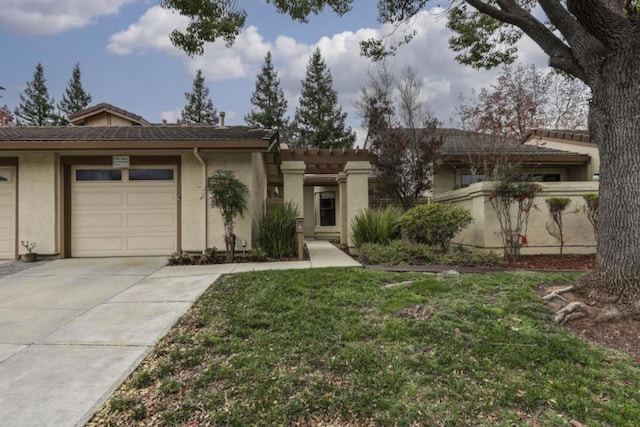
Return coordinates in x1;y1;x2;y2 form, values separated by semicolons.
180;69;218;124
291;49;355;148
245;52;288;129
57;62;92;125
14;63;55;126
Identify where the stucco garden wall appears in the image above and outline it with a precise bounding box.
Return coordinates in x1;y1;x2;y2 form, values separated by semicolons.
250;153;268;246
18;153;58;256
435;181;599;255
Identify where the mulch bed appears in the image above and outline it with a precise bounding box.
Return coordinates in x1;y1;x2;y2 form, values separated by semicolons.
508;254;595;271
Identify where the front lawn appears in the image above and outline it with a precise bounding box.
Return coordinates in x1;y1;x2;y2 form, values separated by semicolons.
89;269;640;426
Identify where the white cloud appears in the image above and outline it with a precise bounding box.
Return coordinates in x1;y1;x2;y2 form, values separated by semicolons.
107;6;188;55
111;5;551;130
160;108;181;124
0;0;134;35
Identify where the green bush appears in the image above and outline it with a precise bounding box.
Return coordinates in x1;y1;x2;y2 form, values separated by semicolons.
400;203;474;252
358;240;503;267
358;240;439;265
351;207;403;248
257;201;299;258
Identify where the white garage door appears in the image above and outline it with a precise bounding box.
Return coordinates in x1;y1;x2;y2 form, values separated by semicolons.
0;167;16;259
71;166;177;257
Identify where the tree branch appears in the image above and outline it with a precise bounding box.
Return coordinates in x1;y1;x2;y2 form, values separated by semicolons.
465;0;582;78
567;0;633;47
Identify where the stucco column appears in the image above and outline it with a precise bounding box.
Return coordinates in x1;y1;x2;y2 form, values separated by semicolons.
281;161;306;221
344;161;372;249
337;172;348;244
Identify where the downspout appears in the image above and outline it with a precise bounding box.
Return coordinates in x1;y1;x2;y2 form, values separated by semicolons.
193;148;207;253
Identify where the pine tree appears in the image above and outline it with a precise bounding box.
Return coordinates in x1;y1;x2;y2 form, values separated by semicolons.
291;49;355;148
14;63;55;126
180;69;218;124
57;62;92;125
245;52;288;129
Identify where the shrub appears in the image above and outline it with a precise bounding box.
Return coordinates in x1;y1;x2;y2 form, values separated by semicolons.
257;201;299;258
358;240;503;267
399;203;473;252
351;207;403;248
358;240;439;265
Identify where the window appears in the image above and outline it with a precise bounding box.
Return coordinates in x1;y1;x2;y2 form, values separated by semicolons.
319;191;336;227
75;169;122;181
129;168;174;181
541;174;561;182
461;174;486;188
0;168;12;183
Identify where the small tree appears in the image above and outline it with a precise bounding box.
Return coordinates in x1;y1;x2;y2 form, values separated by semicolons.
583;193;599;242
545;197;572;256
207;170;248;262
488;168;543;262
181;69;219;125
56;62;92;125
14;63;56;126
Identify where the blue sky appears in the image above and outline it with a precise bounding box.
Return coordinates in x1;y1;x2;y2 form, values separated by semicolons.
0;0;548;144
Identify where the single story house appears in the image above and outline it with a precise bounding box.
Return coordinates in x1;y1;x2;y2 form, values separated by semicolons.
433;128;599;255
0;103;372;260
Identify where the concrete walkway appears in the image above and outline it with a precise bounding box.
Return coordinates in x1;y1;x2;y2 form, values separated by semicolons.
0;241;360;427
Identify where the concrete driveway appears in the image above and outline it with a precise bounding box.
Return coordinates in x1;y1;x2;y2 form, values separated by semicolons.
0;257;218;427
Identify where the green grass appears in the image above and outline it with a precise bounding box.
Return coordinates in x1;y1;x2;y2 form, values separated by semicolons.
90;269;640;426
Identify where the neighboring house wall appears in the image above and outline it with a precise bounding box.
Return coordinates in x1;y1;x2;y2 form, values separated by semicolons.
181;153;205;253
436;181;598;255
19;153;58;256
203;152;256;251
83;113;138;127
303;187;315;237
251;153;268;247
524;137;600;178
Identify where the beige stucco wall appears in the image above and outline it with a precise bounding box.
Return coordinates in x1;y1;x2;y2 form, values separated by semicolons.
181;153;206;253
303;186;315;237
433;165;458;194
345;161;372;248
203;152;256;251
250;153;267;246
18;153;58;256
84;113;136;127
436;181;599;255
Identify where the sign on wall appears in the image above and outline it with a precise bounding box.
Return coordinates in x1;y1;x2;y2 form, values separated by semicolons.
112;156;130;168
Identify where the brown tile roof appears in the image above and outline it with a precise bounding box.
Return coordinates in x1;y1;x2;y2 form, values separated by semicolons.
437;128;586;157
522;128;593;144
68;103;151;126
0;126;277;142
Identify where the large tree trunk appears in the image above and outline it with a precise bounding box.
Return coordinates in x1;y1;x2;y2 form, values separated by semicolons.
574;47;640;320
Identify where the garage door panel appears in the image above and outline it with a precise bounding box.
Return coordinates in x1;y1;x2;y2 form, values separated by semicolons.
127;236;175;254
127;212;175;228
73;191;124;208
72;237;126;254
74;213;124;229
71;166;177;257
126;189;175;206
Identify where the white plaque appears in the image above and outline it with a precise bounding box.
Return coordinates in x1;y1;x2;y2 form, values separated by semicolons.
112;155;130;168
